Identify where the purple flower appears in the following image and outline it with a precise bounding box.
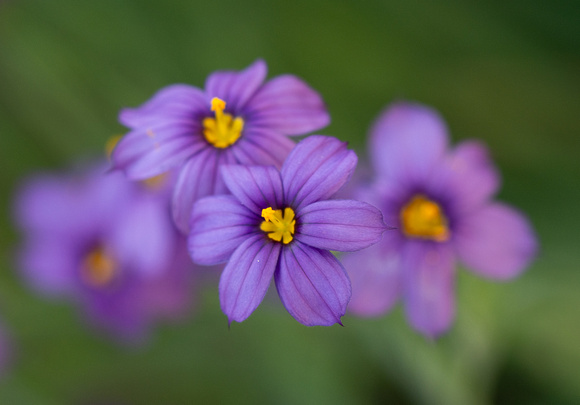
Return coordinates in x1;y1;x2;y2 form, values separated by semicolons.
188;136;387;326
14;164;196;342
112;59;330;233
342;102;538;337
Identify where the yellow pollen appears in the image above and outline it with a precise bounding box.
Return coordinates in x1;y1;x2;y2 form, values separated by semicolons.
400;195;450;242
141;172;168;190
105;135;123;159
81;246;117;288
260;207;296;244
202;97;244;149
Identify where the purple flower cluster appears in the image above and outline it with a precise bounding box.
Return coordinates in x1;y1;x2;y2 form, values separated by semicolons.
15;164;196;341
189;136;386;325
112;59;330;233
12;60;537;345
342;102;538;337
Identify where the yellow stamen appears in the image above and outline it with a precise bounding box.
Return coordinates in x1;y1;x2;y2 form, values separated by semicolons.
400;195;450;242
260;207;296;244
81;246;117;287
105;135;123;159
202;97;244;148
141;173;168;190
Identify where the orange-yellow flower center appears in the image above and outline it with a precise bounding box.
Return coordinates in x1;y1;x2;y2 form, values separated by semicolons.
80;246;117;287
400;195;450;242
260;207;296;244
202;97;244;149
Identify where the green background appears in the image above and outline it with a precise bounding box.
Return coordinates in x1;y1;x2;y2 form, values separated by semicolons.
1;0;579;404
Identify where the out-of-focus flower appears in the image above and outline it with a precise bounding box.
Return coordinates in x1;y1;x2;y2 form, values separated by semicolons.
112;59;330;233
188;136;387;326
343;102;538;338
14;164;197;342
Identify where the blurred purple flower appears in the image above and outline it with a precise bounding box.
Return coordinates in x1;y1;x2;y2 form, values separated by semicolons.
14;164;197;342
112;59;330;233
188;136;387;326
343;102;538;338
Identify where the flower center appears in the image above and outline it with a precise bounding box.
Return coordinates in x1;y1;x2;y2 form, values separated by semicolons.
202;97;244;149
400;195;450;242
260;207;296;244
80;246;117;287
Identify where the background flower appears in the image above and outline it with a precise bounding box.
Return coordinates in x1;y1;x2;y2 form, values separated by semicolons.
14;164;197;342
189;136;386;326
343;102;538;337
112;59;330;233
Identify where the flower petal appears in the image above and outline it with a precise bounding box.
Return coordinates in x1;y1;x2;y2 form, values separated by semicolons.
402;241;456;338
231;128;295;169
244;74;330;135
442;140;501;214
112;123;206;180
275;241;351;326
119;84;208;128
282;136;357;211
110;195;175;277
205;59;267;114
14;174;85;234
369;102;449;184
18;238;77;295
189;195;258;265
171;147;225;234
344;233;403;316
219;234;281;324
220;164;284;213
296;200;386;252
454;203;537;279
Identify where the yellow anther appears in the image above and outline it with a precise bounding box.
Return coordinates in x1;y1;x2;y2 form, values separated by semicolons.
211;97;226;112
81;246;117;288
141;173;168;190
105;135;123;159
203;97;244;149
400;195;450;242
260;207;296;244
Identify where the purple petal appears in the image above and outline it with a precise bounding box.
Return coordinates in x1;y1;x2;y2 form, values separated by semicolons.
219;234;281;324
369;102;449;184
402;241;456;338
189;195;258;265
454;203;537;279
172;147;226;234
275;241;351;326
140;240;195;320
83;281;149;341
14;174;85;234
282;136;357;211
441;140;501;214
231;128;295;169
244;74;330;135
112;122;207;180
344;233;404;316
119;84;208;128
205;60;267;113
18;238;78;296
220;164;284;213
296;200;386;252
109;195;175;277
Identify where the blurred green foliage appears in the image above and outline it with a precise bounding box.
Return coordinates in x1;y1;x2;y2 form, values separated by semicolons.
0;0;579;404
